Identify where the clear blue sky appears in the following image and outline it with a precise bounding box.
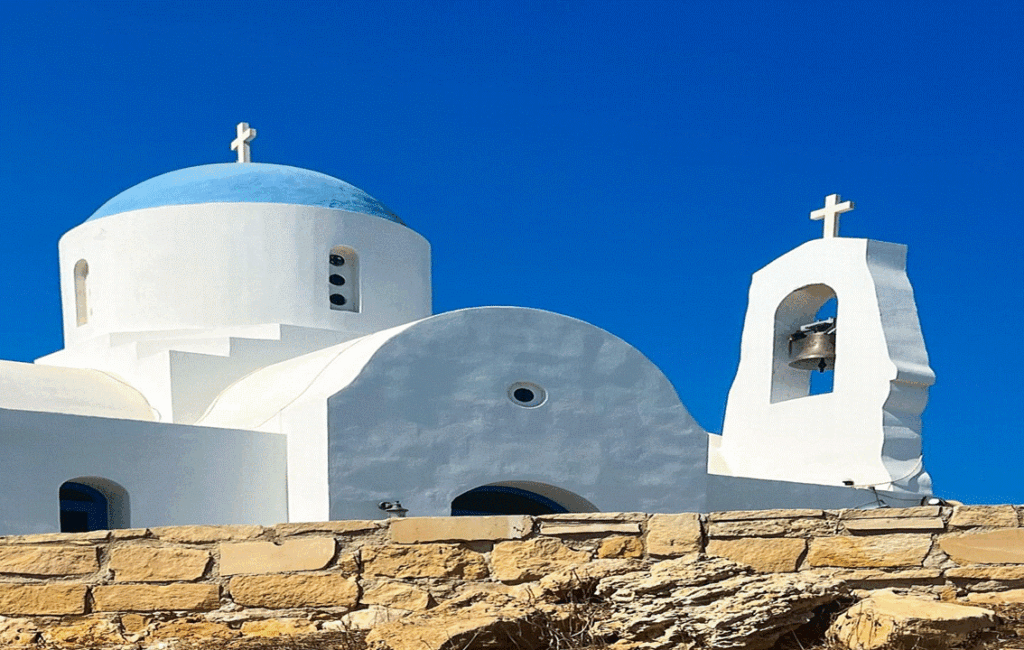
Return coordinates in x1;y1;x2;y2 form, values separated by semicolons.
1;1;1021;505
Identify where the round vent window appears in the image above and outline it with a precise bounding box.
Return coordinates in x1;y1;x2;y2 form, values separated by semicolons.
508;382;546;408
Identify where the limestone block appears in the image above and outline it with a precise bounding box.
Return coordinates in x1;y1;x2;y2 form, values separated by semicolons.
150;524;264;543
365;594;557;650
706;538;806;572
149;618;238;641
362;580;431;611
0;530;109;544
336;605;412;631
491;537;591;583
537;512;648;522
274;520;383;536
0;583;87;615
109;528;151;540
0;545;98;576
390;516;531;543
229;574;358;609
806;535;931;568
539;522;641;536
363;544;488;580
961;589;1024;605
843;517;946;533
119;613;149;634
827;591;996;650
40;616;124;648
240;618;318;637
647;513;702;556
219;537;335;575
841;506;942;519
709;509;825;521
940;529;1024;565
945;565;1024;581
0;617;39;646
709;518;832;538
109;546;210;581
811;568;943;585
92;584;220;612
597;536;645;559
949;505;1019;528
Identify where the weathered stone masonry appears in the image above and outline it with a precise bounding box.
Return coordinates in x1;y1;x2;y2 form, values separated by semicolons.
0;505;1021;647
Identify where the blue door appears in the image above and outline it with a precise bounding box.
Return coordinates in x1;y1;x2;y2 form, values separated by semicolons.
59;482;108;532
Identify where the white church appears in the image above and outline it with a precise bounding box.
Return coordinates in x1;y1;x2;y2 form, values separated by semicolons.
0;124;938;534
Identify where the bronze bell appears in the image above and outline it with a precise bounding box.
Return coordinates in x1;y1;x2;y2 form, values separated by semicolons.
788;319;836;373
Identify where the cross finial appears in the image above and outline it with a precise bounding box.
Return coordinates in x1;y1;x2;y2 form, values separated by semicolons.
810;193;855;238
231;122;257;163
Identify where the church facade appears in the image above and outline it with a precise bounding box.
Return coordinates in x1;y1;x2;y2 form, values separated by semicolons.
0;125;937;534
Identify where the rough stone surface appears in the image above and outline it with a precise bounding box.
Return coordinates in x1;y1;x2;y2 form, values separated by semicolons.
540;522;641;536
150;524;264;543
490;537;591;583
0;531;109;545
0;546;98;576
119;613;149;634
961;588;1024;605
0;584;87;615
843;517;946;533
827;590;997;650
709;509;826;520
39;616;124;648
391;516;531;543
841;506;942;520
537;512;648;522
706;537;806;572
229;574;359;609
940;529;1024;565
92;584;220;612
219;537;335;575
811;568;943;585
274;520;383;536
240;618;318;637
338;605;411;630
597;535;645;559
949;505;1019;528
647;513;702;556
366;593;560;650
0;617;39;646
363;543;488;580
708;518;834;538
109;545;210;582
806;534;932;568
946;565;1024;581
150;618;238;641
362;580;431;611
594;556;844;650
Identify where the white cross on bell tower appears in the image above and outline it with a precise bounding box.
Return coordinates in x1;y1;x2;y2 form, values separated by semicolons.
810;193;855;238
231;122;257;163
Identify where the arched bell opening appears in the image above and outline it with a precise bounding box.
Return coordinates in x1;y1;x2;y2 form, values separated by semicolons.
771;285;838;403
451;481;598;516
59;477;130;532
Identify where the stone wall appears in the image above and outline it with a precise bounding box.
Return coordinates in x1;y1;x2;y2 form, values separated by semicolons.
0;505;1022;648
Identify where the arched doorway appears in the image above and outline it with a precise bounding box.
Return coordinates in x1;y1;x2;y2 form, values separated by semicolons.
451;481;598;516
59;477;130;532
59;482;107;532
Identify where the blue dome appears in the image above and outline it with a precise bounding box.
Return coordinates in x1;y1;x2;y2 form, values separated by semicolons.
86;163;403;223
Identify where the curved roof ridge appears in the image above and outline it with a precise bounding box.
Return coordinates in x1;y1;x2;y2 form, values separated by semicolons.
86;163;404;224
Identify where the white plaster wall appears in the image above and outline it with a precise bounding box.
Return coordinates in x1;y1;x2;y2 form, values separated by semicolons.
0;361;156;421
57;203;431;349
323;307;709;519
719;238;934;492
0;408;287;535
